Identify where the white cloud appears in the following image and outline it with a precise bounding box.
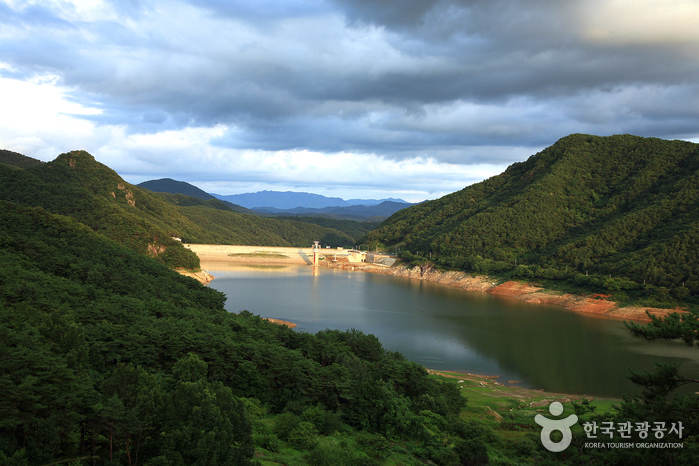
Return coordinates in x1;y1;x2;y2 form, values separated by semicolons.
0;70;495;202
114;132;503;202
2;0;699;203
5;0;119;22
0;73;104;158
581;0;699;46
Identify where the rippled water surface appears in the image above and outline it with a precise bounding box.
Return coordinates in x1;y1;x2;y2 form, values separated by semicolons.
203;261;699;397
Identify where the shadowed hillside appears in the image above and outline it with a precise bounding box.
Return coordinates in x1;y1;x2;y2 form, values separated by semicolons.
138;177;215;200
138;178;256;214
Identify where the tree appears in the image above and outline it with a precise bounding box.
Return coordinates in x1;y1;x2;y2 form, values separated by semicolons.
156;354;255;466
602;310;699;464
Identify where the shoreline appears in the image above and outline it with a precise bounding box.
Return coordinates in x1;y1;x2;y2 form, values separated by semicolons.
179;245;685;323
175;267;215;285
262;317;297;328
425;369;619;413
181;246;670;403
322;261;684;323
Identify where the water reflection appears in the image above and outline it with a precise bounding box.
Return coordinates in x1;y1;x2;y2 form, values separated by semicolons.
203;261;699;397
202;261;306;276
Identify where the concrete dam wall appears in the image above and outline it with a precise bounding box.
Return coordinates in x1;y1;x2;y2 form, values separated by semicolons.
184;244;373;265
184;244;317;264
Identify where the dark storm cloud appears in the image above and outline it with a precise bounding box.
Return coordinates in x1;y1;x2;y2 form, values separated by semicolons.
333;0;442;29
1;0;699;170
330;0;699;98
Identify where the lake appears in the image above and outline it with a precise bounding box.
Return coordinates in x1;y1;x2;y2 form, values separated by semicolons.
202;261;699;398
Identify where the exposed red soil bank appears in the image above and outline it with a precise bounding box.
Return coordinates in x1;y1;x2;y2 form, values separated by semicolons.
325;262;684;323
486;280;683;322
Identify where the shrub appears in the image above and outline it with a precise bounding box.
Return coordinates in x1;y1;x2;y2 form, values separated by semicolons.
301;404;342;436
288;422;319;450
454;437;489;465
273;412;301;441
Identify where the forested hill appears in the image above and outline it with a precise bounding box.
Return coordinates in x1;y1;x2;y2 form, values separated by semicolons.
0;200;469;465
137;178;255;213
365;134;699;306
138;177;215;200
0;149;44;169
0;150;201;269
0;150;372;268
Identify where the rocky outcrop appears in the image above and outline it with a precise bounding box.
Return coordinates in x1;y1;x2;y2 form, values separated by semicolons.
117;182;136;206
175;268;214;285
263;318;297;328
326;262;495;292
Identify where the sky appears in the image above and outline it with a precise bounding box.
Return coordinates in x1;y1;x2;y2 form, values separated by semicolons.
1;0;699;202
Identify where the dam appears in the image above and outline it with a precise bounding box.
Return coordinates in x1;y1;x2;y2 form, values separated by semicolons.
183;244;395;265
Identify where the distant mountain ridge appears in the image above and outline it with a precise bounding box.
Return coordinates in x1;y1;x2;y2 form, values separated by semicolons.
136;181;412;220
255;201;414;221
138;178;214;200
212;190;408;210
137;178;254;214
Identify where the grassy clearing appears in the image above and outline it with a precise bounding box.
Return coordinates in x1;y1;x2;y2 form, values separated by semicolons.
428;369;619;420
427;370;622;463
248;370;623;465
228;251;290;259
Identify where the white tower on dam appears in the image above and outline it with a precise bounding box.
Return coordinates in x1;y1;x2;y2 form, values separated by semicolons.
312;241;320;266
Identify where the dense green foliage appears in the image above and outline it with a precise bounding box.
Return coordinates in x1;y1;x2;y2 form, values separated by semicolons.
0;201;471;465
0;151;201;269
0;149;44;169
256;201;412;222
151;194;376;246
366;134;699;307
2;137;698;463
138;178;216;201
0;151;375;271
274;216;380;243
170;203;361;248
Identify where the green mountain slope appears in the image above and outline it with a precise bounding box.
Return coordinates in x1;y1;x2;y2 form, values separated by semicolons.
138;177;215;200
366;134;699;304
166;201;360;246
0;150;201;268
138;178;256;213
1;148;695;465
0;200;468;465
0;149;44;169
278;216;380;241
0;150;369;268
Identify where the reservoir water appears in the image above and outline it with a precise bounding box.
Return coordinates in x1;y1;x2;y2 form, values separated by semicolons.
203;261;699;398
